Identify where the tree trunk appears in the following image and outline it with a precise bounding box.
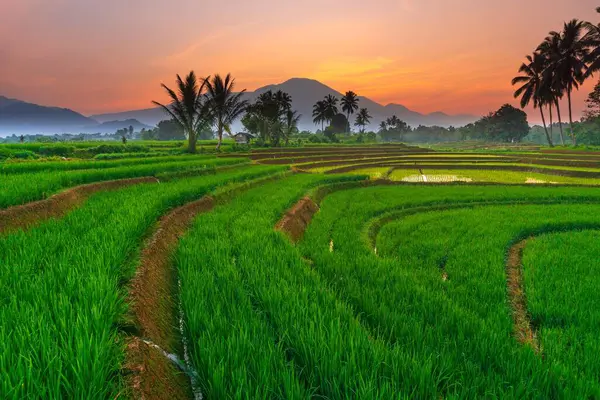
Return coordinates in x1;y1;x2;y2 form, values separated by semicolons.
188;128;197;153
216;120;223;150
347;112;351;133
555;100;565;145
567;88;576;146
540;107;553;147
548;102;553;140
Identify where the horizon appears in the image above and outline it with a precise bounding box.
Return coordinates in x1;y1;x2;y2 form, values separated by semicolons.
0;0;597;122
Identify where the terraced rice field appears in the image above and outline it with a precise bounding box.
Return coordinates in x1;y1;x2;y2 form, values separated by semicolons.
2;144;600;398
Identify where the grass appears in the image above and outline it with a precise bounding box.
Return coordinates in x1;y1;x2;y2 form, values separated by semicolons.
388;168;600;185
0;156;247;208
6;143;600;398
0;164;287;399
300;185;600;397
523;230;600;394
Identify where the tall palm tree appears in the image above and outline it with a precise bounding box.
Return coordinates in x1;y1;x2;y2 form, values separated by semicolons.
341;91;359;132
275;90;293;113
323;95;339;124
583;8;600;77
312;101;327;131
354;108;372;133
205;73;249;150
378;121;388;132
152;71;209;153
512;53;553;146
283;110;301;146
541;21;589;145
538;32;566;144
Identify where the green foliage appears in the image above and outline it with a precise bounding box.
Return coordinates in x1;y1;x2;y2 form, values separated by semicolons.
156;119;186;141
0;156;246;208
328;113;348;134
242;90;297;147
0;164;285;399
88;144;149;155
378;115;411;142
460;104;529;142
38;145;75;157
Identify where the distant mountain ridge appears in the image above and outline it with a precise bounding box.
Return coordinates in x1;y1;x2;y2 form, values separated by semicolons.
92;78;478;131
0;96;151;135
1;78;478;135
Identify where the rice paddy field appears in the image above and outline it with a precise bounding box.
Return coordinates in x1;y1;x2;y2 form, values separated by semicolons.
2;141;600;399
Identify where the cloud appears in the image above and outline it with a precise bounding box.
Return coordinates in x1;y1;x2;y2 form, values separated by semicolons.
156;21;261;67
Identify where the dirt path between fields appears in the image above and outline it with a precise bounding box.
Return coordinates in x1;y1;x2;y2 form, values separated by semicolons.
0;177;158;234
125;173;289;399
275;196;319;242
506;239;540;353
125;196;215;400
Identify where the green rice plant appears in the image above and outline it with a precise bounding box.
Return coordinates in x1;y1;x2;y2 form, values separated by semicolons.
0;154;220;174
0;164;287;399
0;157;247;208
176;174;441;399
300;184;600;397
523;230;600;394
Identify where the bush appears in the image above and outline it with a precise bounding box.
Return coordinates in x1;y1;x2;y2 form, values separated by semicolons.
11;150;38;160
38;145;75;157
87;144;149;155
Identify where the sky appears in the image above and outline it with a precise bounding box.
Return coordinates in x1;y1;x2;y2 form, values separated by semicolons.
0;0;597;122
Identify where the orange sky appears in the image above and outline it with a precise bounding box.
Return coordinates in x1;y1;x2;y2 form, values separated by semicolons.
0;0;597;122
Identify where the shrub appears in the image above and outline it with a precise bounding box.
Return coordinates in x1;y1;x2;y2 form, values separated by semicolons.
38;145;75;157
87;144;149;155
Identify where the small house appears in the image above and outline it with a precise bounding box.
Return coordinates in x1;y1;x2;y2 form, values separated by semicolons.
233;132;255;144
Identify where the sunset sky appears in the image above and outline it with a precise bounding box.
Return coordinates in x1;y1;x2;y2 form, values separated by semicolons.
0;0;597;121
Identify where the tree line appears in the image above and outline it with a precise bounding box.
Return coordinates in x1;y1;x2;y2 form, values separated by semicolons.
512;7;600;146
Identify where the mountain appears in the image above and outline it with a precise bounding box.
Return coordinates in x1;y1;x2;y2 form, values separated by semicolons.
0;95;97;134
81;119;153;134
91;78;478;131
91;108;167;127
0;96;154;135
2;79;478;135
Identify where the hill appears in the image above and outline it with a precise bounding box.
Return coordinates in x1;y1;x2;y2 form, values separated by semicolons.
92;78;478;131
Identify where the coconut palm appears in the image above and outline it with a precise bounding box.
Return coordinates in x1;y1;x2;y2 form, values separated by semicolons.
354;108;372;133
512;53;553;146
323;95;339;124
378;121;388;133
341;91;359;132
205;73;248;150
283;110;301;145
540;20;589;145
583;8;600;77
312;100;327;131
152;71;209;153
538;32;566;144
275;90;293;113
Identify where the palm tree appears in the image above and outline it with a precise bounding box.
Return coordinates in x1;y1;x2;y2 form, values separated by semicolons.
312;100;327;131
323;95;339;124
354;108;372;133
283;110;301;145
275;90;293;113
152;71;209;153
540;21;589;145
512;53;553;146
205;73;249;150
386;115;401;128
583;8;600;77
341;91;359;132
378;121;388;132
538;32;566;144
